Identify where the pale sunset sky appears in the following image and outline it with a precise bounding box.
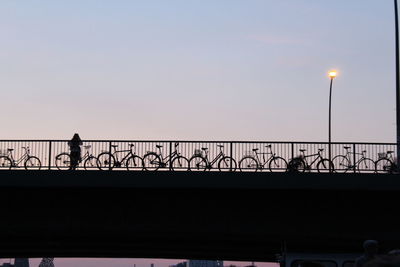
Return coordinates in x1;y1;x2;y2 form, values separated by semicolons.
0;0;397;266
1;0;397;142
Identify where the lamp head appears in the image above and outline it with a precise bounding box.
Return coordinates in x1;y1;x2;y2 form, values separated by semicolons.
328;70;337;79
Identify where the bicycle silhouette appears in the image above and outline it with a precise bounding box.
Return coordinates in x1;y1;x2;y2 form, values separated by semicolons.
332;146;375;173
189;145;236;171
239;144;287;172
55;145;97;170
375;150;398;174
97;144;143;171
0;146;41;170
142;142;189;171
288;148;333;173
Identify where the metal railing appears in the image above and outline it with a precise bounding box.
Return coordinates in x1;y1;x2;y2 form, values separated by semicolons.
0;140;397;173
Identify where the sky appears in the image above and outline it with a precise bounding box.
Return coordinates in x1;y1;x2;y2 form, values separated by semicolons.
1;0;398;142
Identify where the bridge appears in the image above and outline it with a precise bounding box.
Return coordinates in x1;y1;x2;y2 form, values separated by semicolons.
0;140;398;260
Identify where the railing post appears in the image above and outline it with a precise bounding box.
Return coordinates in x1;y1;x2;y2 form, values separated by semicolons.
230;142;233;171
329;142;332;173
169;142;172;171
48;141;52;170
109;141;112;171
353;143;357;173
291;142;294;161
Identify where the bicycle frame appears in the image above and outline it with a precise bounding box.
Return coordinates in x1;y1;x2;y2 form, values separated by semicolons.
111;147;134;164
203;148;225;167
7;147;30;166
156;146;179;164
343;150;366;168
299;151;323;169
254;146;277;168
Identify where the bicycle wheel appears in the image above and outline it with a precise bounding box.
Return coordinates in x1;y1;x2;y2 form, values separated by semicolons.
287;158;306;173
84;156;97;170
239;156;258;172
24;156;41;170
332;155;350;173
0;156;12;169
189;155;207;171
126;155;143;171
268;156;287;172
375;158;393;174
97;152;116;170
357;158;375;173
218;156;237;172
171;156;189;171
317;159;334;173
142;152;162;171
55;153;71;170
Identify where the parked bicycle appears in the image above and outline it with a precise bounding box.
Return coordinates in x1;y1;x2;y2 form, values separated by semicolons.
332;146;375;173
55;145;97;170
288;148;333;173
239;144;287;172
142;142;189;171
97;143;143;171
375;150;398;174
0;146;41;170
189;145;236;171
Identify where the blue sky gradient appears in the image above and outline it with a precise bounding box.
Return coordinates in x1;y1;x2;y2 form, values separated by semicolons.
1;0;397;141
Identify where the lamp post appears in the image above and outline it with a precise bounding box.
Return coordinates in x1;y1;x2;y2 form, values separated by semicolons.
394;0;400;167
328;70;337;172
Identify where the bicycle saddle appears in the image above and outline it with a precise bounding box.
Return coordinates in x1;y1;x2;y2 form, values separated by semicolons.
388;151;394;154
252;148;259;152
201;147;208;151
362;150;367;153
111;145;118;148
265;145;272;148
299;149;306;152
344;146;351;149
129;143;135;147
84;145;91;149
217;145;224;148
318;148;324;152
7;148;13;152
156;145;163;148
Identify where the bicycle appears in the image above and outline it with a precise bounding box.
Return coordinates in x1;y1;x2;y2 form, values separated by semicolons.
332;146;375;173
142;142;189;171
55;145;97;170
0;146;41;170
97;144;143;171
239;144;287;172
375;150;398;174
287;148;333;173
189;145;236;171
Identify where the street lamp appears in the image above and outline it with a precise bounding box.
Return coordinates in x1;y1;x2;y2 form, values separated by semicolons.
394;0;400;168
328;70;337;172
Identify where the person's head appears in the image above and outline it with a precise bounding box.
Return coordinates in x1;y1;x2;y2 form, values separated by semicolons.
71;133;81;141
363;240;379;255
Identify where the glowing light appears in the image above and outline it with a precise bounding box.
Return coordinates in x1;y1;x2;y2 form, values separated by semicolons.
328;70;337;78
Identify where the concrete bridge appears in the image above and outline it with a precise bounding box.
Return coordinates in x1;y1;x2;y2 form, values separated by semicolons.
0;170;399;261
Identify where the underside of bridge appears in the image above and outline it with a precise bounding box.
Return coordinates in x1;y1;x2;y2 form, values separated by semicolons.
0;171;399;261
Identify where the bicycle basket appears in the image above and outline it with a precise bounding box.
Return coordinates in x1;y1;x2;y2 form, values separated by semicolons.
378;153;386;159
194;149;203;156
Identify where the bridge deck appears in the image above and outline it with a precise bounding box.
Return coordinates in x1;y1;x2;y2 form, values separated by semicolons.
0;171;399;260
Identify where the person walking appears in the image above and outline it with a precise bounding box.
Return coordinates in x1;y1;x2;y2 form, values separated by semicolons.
68;133;82;170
